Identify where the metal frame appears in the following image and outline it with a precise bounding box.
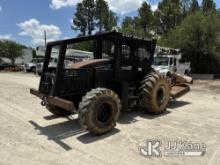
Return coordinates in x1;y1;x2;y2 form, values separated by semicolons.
31;31;157;111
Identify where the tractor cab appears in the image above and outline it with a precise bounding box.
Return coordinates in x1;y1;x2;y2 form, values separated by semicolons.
34;32;156;106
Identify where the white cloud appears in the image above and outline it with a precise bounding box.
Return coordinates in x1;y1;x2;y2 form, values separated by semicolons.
17;19;62;45
69;18;73;25
50;0;81;9
64;36;72;39
108;0;145;14
50;0;146;14
151;3;158;12
0;5;2;12
0;34;14;40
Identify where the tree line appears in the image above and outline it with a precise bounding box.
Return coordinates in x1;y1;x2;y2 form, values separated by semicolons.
0;40;23;65
72;0;118;36
72;0;220;73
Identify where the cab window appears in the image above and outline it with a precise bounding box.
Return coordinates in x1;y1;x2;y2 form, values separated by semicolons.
121;45;131;61
137;47;150;62
174;58;177;66
170;58;173;65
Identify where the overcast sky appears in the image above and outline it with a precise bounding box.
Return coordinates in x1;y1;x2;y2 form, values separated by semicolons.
0;0;219;47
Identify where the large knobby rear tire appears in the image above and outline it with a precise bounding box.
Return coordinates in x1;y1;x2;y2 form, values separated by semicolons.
46;104;73;116
78;88;121;135
139;72;170;114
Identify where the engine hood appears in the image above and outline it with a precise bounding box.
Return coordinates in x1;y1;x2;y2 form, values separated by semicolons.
67;59;111;69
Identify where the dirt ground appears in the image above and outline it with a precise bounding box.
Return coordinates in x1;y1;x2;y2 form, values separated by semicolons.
0;72;219;165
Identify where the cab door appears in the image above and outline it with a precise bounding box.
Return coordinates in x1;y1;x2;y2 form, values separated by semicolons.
118;43;140;81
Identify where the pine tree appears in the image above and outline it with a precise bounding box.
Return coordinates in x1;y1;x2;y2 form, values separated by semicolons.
95;0;118;32
72;0;118;35
121;16;136;35
72;0;96;36
157;0;182;33
138;2;153;37
180;0;192;18
72;3;87;36
95;0;109;32
202;0;216;12
190;0;200;13
104;11;118;31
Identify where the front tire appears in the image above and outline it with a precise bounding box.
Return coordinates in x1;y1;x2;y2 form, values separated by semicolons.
26;69;31;72
30;67;36;73
79;88;121;135
139;72;170;114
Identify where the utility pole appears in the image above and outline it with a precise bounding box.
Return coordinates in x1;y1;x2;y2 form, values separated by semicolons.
44;30;47;47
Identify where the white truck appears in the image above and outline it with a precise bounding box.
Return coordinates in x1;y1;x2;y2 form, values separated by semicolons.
24;58;44;72
152;47;191;77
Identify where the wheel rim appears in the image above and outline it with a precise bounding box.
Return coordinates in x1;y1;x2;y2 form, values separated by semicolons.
156;85;166;105
97;102;113;123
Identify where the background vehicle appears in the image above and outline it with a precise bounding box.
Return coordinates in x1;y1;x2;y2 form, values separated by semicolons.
0;61;13;70
36;57;57;75
152;47;191;76
24;58;44;72
36;57;82;75
31;32;192;135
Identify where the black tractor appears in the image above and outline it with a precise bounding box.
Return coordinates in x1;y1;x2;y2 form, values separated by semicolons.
30;32;179;135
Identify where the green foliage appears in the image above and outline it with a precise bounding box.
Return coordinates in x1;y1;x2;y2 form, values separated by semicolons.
95;0;118;32
72;3;87;36
120;2;154;38
72;0;118;35
70;0;220;73
68;41;93;52
157;0;182;33
189;0;200;13
202;0;216;12
0;40;23;65
167;11;220;73
105;11;118;31
180;0;192;18
138;2;153;36
72;0;96;36
95;0;109;32
120;16;145;38
120;16;136;35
